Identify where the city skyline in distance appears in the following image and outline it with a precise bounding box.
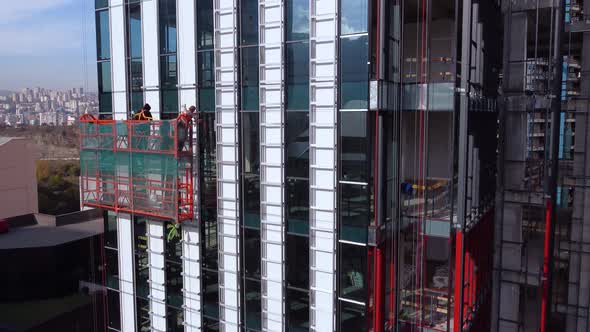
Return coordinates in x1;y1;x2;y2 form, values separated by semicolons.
0;1;98;92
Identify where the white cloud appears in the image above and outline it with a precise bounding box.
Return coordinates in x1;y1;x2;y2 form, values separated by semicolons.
0;0;72;23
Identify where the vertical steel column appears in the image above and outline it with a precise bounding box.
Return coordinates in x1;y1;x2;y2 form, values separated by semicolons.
457;0;473;330
214;1;241;330
259;0;286;330
118;213;137;332
541;1;565;330
141;0;161;117
147;221;167;331
309;0;338;331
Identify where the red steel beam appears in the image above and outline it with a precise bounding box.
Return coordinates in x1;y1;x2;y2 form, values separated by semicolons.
454;230;463;332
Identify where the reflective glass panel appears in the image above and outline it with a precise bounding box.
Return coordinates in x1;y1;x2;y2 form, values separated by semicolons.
166;261;183;308
136;297;151;331
127;4;142;58
287;289;309;331
287;234;309;289
105;211;117;248
240;0;258;45
203;269;220;319
286;178;309;234
341;0;368;35
198;51;215;113
167;306;184;332
244;279;261;330
243;174;260;228
242;112;260;174
159;0;177;53
340;111;369;181
96;10;110;60
107;289;121;330
197;0;214;49
339;301;366;331
244;228;261;279
286;112;309;177
340;35;369;109
105;248;119;290
161;55;178;88
287;0;309;41
162;89;179;114
96;0;108;9
339;243;367;303
98;62;112;93
129;58;143;90
241;47;259;111
340;183;369;243
286;43;309;110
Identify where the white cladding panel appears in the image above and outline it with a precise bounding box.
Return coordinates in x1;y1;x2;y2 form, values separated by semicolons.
177;0;196;88
215;1;241;330
142;0;159;89
118;213;136;332
148;221;166;331
309;0;337;330
183;226;202;331
110;4;127;119
260;0;286;330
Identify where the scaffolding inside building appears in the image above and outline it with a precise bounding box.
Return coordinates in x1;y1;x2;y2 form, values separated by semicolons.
79;115;194;222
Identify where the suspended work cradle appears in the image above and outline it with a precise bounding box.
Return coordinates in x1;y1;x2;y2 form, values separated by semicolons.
79;114;193;222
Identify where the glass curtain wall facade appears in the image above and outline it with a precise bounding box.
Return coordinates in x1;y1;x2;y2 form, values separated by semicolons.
196;0;219;329
239;0;261;330
159;0;178;118
338;0;371;330
126;0;143;113
285;0;310;330
91;0;504;331
96;0;112;118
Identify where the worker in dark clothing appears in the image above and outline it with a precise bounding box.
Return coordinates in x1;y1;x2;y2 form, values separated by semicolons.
177;105;196;152
132;103;153;120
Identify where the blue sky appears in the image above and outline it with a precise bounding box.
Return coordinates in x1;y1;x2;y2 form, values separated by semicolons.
0;1;97;92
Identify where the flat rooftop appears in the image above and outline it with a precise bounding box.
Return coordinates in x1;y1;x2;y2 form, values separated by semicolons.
0;209;103;249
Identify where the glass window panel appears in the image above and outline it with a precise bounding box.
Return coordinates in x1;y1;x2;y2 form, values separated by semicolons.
166;261;183;308
287;234;309;289
339;301;366;331
240;0;258;45
203;269;220;319
340;35;369;109
127;4;142;58
204;317;220;330
96;0;108;9
340;111;369;181
167;306;184;332
287;178;309;234
243;175;260;228
135;251;149;299
198;50;215;112
341;0;368;35
134;218;147;253
244;279;261;330
159;0;177;53
136;297;151;331
161;55;178;87
339;243;367;303
107;290;121;330
130;91;144;113
197;0;214;49
286;43;309;110
287;0;309;41
129;58;143;91
200;113;218;269
98;62;112;93
287;289;309;331
286;111;309;177
96;10;110;60
99;92;112;115
105;211;117;248
241;47;259;110
244;228;261;278
106;248;119;290
242;112;260;174
162;89;179;114
340;183;369;243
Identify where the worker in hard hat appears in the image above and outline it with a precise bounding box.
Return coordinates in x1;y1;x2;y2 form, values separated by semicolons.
177;105;196;153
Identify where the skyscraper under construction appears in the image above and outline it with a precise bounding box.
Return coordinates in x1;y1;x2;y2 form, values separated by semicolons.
83;0;588;331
